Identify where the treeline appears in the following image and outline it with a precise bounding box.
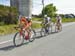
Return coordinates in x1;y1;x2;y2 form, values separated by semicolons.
0;5;18;25
33;4;57;18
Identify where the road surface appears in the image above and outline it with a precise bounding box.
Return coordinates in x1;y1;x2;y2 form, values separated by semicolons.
0;22;75;56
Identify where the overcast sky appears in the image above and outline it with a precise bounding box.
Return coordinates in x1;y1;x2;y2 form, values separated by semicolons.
0;0;75;15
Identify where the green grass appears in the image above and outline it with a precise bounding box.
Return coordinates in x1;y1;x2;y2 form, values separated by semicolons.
32;17;42;21
0;25;17;35
32;22;41;29
0;23;41;35
51;18;75;23
62;18;75;22
32;17;75;23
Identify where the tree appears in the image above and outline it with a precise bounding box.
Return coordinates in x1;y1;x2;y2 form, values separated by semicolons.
42;4;57;18
7;7;18;24
0;5;18;25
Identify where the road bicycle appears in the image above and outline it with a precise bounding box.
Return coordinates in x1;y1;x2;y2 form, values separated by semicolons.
13;26;36;46
40;22;51;37
55;22;62;32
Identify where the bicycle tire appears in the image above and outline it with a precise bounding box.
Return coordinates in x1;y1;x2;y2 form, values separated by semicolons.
40;28;46;37
29;29;36;42
13;32;24;47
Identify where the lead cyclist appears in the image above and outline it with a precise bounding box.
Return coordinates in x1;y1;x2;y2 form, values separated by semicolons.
18;15;33;39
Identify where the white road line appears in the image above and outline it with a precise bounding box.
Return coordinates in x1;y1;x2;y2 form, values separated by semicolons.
0;22;75;45
0;39;12;45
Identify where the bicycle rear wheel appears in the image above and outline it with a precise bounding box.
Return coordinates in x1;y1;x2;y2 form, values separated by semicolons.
13;32;24;46
29;29;36;42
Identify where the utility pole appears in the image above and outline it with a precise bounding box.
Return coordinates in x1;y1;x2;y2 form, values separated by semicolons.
42;0;45;18
10;0;32;17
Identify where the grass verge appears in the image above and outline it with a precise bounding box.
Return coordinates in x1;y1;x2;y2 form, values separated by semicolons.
0;25;17;35
0;23;41;35
0;18;75;35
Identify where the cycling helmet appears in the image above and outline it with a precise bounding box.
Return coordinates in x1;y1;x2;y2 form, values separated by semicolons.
20;16;26;22
44;15;47;18
57;14;60;16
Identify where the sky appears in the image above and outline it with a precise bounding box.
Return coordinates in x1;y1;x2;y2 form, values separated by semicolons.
0;0;75;15
0;0;10;6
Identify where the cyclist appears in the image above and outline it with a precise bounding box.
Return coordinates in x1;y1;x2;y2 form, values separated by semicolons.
19;16;32;29
56;14;62;26
19;16;32;40
55;14;62;31
42;15;51;33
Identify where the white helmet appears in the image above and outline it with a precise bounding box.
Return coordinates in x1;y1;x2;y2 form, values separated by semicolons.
28;17;31;19
25;16;28;19
44;15;47;17
57;14;60;16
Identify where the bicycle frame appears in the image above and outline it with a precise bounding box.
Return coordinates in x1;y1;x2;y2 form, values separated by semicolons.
55;22;62;32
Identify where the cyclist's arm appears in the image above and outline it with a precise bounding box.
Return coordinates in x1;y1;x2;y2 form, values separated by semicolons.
24;21;32;30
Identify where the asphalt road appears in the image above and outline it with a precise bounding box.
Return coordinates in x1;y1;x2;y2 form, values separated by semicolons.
0;22;75;56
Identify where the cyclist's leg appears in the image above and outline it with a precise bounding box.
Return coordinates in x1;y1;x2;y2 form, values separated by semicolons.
57;22;62;32
59;22;62;31
57;22;60;30
55;22;58;31
45;24;49;33
26;22;32;38
24;29;29;40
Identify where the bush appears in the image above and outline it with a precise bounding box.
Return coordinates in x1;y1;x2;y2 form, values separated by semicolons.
4;18;18;24
0;22;4;26
32;17;42;21
0;5;18;25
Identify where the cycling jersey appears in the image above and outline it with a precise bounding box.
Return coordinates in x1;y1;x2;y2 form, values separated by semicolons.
56;16;62;23
44;17;51;24
19;17;32;30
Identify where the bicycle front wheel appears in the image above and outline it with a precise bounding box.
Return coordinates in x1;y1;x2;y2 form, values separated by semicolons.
13;32;24;47
40;28;46;37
